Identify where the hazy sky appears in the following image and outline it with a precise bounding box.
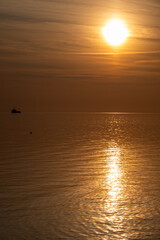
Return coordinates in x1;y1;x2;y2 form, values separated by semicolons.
0;0;160;112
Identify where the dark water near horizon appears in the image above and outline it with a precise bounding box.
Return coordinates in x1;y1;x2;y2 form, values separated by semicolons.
0;113;160;240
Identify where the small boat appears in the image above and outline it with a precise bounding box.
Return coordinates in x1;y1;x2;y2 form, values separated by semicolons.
11;108;21;113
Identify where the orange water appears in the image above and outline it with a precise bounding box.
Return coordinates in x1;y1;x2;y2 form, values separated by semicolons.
0;113;160;239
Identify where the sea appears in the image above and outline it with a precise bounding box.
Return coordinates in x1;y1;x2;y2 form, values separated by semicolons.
0;112;160;240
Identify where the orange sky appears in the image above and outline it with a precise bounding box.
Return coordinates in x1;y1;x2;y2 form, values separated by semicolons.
0;0;160;112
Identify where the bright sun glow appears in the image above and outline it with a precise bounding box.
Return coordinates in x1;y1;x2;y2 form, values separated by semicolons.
102;19;129;46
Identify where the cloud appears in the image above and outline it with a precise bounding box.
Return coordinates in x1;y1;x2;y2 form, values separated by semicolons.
72;51;160;56
133;37;160;42
0;11;74;24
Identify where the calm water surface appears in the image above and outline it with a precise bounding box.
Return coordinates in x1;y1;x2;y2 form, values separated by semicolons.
0;113;160;240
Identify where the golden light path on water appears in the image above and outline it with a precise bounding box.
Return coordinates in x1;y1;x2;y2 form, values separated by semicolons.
103;142;127;239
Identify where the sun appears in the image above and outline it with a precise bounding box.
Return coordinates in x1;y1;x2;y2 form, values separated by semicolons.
102;19;129;46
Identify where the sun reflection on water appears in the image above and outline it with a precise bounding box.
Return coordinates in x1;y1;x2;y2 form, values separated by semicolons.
106;146;121;201
103;142;125;231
